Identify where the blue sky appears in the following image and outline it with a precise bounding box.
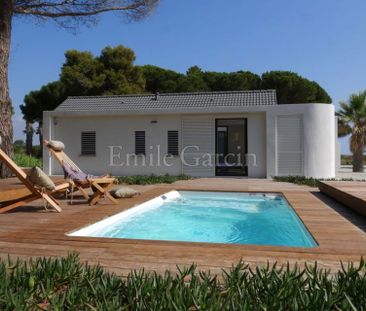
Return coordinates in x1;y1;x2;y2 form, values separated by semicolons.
9;0;366;154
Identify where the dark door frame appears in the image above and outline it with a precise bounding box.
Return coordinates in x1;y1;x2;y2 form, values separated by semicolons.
215;118;248;177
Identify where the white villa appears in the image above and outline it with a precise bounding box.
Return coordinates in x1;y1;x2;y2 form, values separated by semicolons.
43;90;337;179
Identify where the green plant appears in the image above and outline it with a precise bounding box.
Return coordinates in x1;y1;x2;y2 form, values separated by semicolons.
273;176;323;187
13;153;42;168
13;143;42;158
338;90;366;172
0;254;365;310
117;174;191;185
272;176;361;187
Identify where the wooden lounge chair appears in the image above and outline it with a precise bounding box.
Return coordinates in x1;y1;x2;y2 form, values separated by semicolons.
0;148;70;213
44;140;118;206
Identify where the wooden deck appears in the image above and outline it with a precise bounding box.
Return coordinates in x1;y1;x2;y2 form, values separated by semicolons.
1;178;366;275
319;181;366;217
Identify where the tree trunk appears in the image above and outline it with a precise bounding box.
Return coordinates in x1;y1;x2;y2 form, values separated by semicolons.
352;148;364;172
25;121;33;155
0;0;13;178
38;121;43;147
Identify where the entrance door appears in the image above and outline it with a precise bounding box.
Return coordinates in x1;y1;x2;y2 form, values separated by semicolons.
215;119;247;176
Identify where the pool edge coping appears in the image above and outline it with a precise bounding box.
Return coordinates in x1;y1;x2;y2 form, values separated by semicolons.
61;186;357;255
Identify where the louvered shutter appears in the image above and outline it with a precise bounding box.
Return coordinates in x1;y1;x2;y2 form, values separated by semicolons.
167;131;179;156
182;117;215;177
135;131;146;155
277;115;303;176
81;131;96;156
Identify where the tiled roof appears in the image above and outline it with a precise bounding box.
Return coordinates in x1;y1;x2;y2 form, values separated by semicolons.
54;90;277;112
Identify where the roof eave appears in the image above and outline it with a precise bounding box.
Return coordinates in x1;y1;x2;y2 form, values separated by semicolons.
48;105;278;117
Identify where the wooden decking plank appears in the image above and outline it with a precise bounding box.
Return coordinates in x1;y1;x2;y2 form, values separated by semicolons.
319;181;366;217
0;178;365;275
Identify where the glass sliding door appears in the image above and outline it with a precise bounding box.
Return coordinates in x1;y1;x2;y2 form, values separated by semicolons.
215;119;247;176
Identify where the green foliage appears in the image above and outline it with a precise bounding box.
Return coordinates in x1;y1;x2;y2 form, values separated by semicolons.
60;45;145;96
13;140;25;154
13;140;25;147
337;91;366;142
21;45;146;140
13;153;42;168
142;65;263;94
142;66;328;104
21;81;66;124
203;70;261;91
337;90;366;171
175;66;210;92
273;176;323;187
13;143;41;157
13;143;42;167
272;175;360;187
117;174;191;185
60;50;103;96
99;45;145;95
261;71;332;104
0;253;365;310
141;65;185;93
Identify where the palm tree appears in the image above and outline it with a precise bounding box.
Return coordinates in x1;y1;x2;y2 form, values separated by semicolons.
337;91;366;172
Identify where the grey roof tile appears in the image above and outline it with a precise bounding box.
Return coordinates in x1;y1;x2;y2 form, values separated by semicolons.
54;90;277;112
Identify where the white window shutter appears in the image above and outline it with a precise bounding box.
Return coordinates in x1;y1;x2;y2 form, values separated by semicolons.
277;115;303;176
182;117;215;177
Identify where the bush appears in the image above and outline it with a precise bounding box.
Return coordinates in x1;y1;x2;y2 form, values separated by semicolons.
117;174;191;185
13;144;42;158
13;153;42;168
272;176;359;187
0;254;365;310
273;176;322;187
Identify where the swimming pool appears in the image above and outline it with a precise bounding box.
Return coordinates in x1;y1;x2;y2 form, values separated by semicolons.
69;191;317;248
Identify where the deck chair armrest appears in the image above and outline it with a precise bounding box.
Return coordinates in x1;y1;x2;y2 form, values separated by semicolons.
53;182;71;192
87;177;116;184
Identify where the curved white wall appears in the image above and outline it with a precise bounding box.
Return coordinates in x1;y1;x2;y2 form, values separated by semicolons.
302;104;335;178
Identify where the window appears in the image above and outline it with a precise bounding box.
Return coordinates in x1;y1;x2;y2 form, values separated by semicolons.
135;131;146;155
167;131;179;156
81;131;96;156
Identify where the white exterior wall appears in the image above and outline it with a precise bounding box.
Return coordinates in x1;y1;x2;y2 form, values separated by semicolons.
45;115;182;176
43;103;335;179
247;113;267;178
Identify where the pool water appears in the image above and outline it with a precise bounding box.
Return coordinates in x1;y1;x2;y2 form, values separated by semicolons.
70;191;317;248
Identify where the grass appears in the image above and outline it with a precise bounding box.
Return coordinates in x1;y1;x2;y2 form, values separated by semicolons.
12;153;42;168
0;253;365;310
117;174;191;185
272;176;361;187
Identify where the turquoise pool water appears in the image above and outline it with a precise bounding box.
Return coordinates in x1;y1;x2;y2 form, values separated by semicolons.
71;191;317;247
